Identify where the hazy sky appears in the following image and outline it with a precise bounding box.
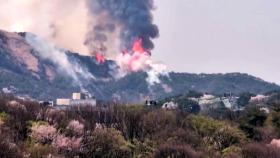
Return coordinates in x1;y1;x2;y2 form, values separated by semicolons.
153;0;280;84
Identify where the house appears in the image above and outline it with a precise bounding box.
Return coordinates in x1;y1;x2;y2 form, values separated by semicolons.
250;95;269;104
145;100;158;106
56;99;71;106
39;101;54;107
162;101;178;110
2;86;17;94
56;92;96;107
198;94;221;110
198;94;239;111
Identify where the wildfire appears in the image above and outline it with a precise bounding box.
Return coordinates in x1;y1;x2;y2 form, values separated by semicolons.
92;37;167;85
94;38;149;66
132;38;146;54
94;38;161;77
115;38;151;71
95;52;105;64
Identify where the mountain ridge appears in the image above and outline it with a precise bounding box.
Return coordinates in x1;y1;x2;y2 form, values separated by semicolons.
0;30;279;102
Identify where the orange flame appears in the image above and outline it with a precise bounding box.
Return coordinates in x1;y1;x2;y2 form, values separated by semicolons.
132;38;145;54
95;52;105;64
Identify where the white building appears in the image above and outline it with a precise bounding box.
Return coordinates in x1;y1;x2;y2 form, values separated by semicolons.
162;101;178;110
72;93;86;100
56;99;71;106
198;94;239;110
2;86;17;94
198;94;221;110
250;95;269;103
56;92;96;107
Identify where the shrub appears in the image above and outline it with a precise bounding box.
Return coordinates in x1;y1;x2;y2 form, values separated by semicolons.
271;139;280;148
154;128;201;148
82;128;132;158
44;108;68;128
0;112;8;126
66;120;84;136
154;143;201;158
30;122;57;144
114;105;146;140
222;146;242;158
0;134;22;158
187;116;246;150
213;126;246;150
142;109;176;138
242;143;280;158
28;144;55;158
132;139;155;158
52;134;82;156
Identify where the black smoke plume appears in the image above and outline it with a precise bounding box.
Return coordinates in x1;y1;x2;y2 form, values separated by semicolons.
85;0;159;55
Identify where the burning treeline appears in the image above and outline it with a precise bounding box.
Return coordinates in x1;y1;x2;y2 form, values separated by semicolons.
82;0;167;86
84;0;159;70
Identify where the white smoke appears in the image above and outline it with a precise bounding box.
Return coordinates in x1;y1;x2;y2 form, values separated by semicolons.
25;33;95;88
146;61;168;85
0;0;89;54
114;49;169;86
162;84;173;93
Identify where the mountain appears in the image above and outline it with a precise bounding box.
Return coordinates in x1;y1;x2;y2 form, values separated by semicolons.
0;30;279;102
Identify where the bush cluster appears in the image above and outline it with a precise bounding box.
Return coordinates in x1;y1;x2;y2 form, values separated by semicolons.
0;94;280;158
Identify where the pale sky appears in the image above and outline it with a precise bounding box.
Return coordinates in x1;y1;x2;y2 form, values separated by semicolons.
153;0;280;84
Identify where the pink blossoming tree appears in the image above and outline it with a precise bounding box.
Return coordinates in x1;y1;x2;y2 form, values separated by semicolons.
30;123;57;144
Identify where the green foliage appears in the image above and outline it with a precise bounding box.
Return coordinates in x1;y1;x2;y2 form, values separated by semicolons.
185;90;204;98
154;143;201;158
188;115;224;137
177;99;200;114
272;111;280;135
27;144;56;158
142;110;176;138
0;111;8;122
266;91;280;106
83;128;132;158
272;103;280;112
202;105;232;120
239;106;268;139
213;126;246;150
156;128;202;149
246;107;267;127
222;146;242;158
237;92;256;107
159;91;202;114
131;139;155;158
188;115;246;150
28;120;48;128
